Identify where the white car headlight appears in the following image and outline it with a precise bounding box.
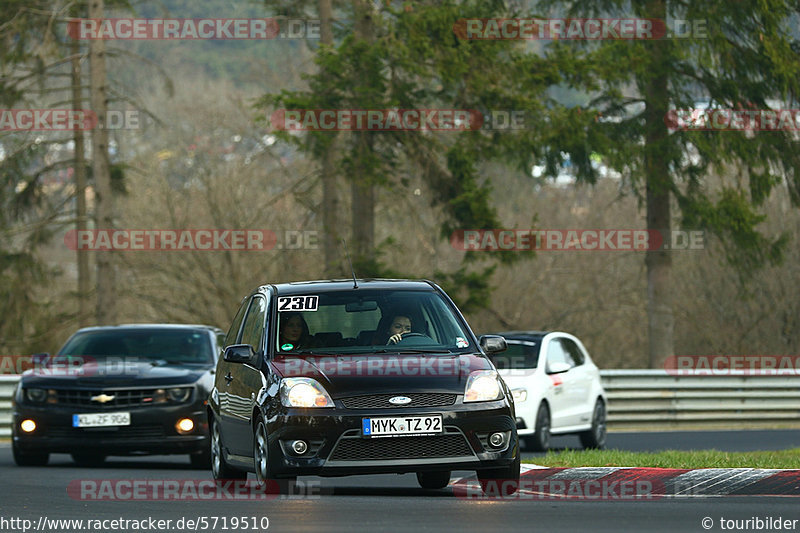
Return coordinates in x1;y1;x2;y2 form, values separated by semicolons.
511;388;527;403
464;370;503;402
280;377;334;408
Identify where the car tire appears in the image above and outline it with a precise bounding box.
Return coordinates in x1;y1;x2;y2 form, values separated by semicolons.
529;403;551;452
210;418;246;481
477;453;520;496
579;399;607;449
12;441;49;466
416;471;451;489
190;449;211;469
253;421;295;494
71;452;106;467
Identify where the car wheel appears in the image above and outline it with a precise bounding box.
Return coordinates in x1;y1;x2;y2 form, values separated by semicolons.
211;418;246;481
12;441;48;466
253;421;294;494
190;449;211;469
477;453;520;497
416;471;451;489
71;452;106;467
579;399;607;449
529;403;551;452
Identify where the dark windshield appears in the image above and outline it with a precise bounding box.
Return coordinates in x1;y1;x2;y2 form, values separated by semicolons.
275;289;473;354
491;340;540;369
59;328;214;364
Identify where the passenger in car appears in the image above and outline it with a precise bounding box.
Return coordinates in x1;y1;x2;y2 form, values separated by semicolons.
279;312;313;350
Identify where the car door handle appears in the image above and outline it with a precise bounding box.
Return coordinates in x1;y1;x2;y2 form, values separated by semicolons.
224;372;234;384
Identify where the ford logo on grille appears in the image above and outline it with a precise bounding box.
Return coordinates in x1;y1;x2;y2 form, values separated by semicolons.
388;396;412;405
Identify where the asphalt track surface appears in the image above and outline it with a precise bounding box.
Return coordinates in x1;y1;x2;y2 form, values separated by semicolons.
0;430;798;533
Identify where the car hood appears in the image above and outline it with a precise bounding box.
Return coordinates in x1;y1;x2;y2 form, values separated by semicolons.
271;352;493;397
20;360;211;388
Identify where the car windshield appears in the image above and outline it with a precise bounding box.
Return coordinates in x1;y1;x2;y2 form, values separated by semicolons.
274;288;473;354
490;340;540;369
58;328;214;364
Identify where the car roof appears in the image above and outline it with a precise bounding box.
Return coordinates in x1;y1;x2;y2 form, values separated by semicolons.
259;278;437;296
488;331;549;341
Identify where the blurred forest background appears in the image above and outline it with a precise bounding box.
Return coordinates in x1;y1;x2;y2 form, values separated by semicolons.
2;0;800;368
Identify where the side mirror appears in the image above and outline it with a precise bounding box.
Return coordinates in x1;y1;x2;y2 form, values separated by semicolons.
547;361;571;374
32;353;50;365
223;344;255;364
479;335;507;354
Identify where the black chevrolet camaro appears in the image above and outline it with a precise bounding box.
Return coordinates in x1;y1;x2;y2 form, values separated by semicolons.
208;279;520;494
12;324;223;467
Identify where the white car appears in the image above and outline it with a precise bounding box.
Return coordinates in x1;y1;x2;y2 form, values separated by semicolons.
486;331;607;451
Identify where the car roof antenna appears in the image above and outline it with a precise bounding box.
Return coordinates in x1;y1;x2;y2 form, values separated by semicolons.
341;238;358;289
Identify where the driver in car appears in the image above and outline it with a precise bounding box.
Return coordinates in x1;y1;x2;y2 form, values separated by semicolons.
386;315;412;344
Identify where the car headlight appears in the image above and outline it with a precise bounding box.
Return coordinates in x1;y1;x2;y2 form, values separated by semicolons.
464;370;503;402
280;377;333;408
166;387;192;403
25;388;48;403
511;388;527;403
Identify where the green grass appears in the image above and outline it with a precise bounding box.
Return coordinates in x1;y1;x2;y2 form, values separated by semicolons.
525;448;800;469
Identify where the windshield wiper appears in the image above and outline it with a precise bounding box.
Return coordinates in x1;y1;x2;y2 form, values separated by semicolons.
371;348;454;354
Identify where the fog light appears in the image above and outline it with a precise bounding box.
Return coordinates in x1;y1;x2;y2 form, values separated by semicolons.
20;419;37;433
488;432;506;448
176;418;194;434
291;440;308;455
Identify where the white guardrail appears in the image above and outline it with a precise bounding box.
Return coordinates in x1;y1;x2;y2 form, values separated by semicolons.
1;371;798;437
1;376;16;438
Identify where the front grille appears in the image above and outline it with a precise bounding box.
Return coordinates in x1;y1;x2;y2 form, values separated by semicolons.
48;425;166;439
329;429;473;461
340;393;456;409
54;389;167;408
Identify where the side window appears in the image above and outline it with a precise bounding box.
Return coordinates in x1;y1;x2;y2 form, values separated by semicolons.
223;298;249;348
561;338;585;366
546;338;572;370
240;296;267;352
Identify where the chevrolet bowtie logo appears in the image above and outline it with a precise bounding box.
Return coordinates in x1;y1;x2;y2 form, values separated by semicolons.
91;393;115;404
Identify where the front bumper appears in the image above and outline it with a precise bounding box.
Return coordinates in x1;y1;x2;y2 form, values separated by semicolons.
263;399;518;477
13;401;209;455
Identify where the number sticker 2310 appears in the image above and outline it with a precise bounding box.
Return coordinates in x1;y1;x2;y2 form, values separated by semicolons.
277;296;319;311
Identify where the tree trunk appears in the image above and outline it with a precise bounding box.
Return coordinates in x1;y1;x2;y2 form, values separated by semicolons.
351;0;375;265
89;0;115;325
643;0;673;368
319;0;342;277
71;35;90;326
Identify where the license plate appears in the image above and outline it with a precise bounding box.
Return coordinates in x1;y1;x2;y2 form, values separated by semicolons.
362;415;442;437
72;412;131;428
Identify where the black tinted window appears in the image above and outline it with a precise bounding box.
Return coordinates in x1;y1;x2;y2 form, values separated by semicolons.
561;338;585;366
491;341;540;369
60;329;213;364
224;298;250;347
240;296;267;350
